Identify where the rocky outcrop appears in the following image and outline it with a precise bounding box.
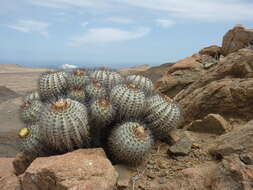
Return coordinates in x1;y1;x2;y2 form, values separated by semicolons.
209;120;253;158
222;25;253;56
199;45;222;58
155;54;205;97
186;114;231;135
20;149;118;190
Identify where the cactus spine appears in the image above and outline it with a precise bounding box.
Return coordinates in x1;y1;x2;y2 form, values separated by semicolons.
126;75;154;95
40;99;91;152
110;83;145;119
107;121;154;166
20;100;43;124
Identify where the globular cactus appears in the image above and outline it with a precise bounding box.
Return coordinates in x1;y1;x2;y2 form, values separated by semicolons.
126;75;154;95
86;81;107;100
18;124;50;158
23;91;41;103
90;98;115;126
20;100;43;124
68;69;90;89
39;70;69;100
110;83;145;119
67;87;87;104
40;98;91;152
90;69;124;89
145;94;183;138
107;121;154;166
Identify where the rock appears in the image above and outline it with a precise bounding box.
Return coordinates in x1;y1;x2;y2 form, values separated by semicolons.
199;45;222;58
0;158;15;177
156;53;205;97
187;114;231;134
167;136;192;156
209;120;253;158
13;152;35;176
198;55;218;69
174;49;253;120
222;25;253;56
211;155;253;190
240;153;253;165
20;149;118;190
149;162;217;190
114;164;135;188
0;174;22;190
178;78;253;125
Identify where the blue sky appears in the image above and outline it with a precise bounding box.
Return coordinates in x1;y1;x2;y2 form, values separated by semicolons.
1;0;253;68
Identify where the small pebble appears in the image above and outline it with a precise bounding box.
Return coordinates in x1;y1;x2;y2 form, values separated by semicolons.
158;178;167;184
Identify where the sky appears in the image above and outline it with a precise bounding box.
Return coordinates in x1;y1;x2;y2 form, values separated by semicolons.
0;0;253;68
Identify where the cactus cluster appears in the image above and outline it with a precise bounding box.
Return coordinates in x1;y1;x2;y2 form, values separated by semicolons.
18;68;183;166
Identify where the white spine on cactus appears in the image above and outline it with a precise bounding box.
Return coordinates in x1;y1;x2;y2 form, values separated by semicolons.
145;94;183;138
19;124;48;158
126;75;154;95
39;71;68;100
23;91;41;103
90;69;124;89
107;121;154;165
110;84;145;119
20;100;43;124
40;98;91;152
68;69;90;88
86;82;107;100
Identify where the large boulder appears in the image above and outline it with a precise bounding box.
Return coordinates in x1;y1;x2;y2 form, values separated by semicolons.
176;48;253;102
222;25;253;56
20;149;118;190
179;78;253;124
156;54;205;97
199;45;222;58
209;120;253;158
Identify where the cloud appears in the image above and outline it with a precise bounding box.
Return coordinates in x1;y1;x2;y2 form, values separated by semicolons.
106;17;134;24
156;19;175;28
68;27;150;46
7;19;49;36
118;0;253;21
61;64;78;69
81;22;89;27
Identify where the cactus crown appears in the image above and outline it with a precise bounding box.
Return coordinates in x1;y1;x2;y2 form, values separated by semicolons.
93;81;102;88
133;125;147;139
99;99;110;107
127;83;138;89
51;100;70;112
19;128;30;138
73;70;84;76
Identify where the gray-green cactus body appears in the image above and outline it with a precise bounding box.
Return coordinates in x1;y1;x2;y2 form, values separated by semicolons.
86;81;107;100
67;88;87;104
126;75;154;95
107;121;154;166
90;99;115;126
68;69;90;88
40;98;91;152
90;69;124;89
18;124;49;158
39;71;69;100
145;94;183;138
110;84;145;119
23;91;41;103
20;100;43;124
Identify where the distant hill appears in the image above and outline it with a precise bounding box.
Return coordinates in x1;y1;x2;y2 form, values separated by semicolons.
0;64;48;73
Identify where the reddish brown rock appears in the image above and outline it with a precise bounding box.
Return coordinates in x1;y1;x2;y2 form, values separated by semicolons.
0;157;15;177
20;148;118;190
222;25;253;56
178;78;253;125
199;45;222;58
208;120;253;158
211;155;253;190
156;54;205;97
0;174;22;190
187;114;231;134
149;162;217;190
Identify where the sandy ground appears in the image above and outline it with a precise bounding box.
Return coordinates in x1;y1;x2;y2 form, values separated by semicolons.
0;65;47;157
